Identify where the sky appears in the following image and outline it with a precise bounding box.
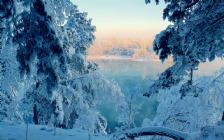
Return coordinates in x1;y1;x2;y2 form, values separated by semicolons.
71;0;170;40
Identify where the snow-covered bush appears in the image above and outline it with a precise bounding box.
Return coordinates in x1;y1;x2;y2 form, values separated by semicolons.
60;71;124;132
74;110;107;134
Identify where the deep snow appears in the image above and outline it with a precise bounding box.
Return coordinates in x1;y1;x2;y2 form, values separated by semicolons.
0;121;109;140
1;120;224;140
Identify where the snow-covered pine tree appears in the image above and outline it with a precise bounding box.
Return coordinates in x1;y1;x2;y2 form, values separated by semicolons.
145;0;224;96
117;0;224;139
64;4;96;74
11;0;67;126
56;4;124;133
0;0;22;122
0;0;124;133
20;1;123;133
13;0;67;91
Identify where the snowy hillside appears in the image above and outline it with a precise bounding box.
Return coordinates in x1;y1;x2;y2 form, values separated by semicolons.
0;121;109;140
2;120;224;140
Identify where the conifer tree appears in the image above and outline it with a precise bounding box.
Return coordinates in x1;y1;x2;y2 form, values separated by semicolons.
145;0;224;96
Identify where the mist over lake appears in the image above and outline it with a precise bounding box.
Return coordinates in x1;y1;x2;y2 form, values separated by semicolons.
92;59;172;131
91;58;224;132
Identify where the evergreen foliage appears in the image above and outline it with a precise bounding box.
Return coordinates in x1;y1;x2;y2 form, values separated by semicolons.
145;0;224;96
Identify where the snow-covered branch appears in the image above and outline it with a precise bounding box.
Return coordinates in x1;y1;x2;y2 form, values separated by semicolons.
184;0;199;9
0;0;14;19
112;127;189;140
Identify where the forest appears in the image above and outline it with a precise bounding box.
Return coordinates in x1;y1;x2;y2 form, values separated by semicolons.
0;0;224;140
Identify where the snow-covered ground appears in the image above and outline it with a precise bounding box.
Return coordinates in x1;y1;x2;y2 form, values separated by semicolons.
0;121;109;140
1;120;224;140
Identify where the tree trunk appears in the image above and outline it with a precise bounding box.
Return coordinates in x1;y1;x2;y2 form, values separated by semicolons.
222;112;224;121
33;104;38;124
189;68;193;85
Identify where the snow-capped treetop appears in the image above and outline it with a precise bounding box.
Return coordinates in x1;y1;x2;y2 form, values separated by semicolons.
44;0;74;26
65;5;96;53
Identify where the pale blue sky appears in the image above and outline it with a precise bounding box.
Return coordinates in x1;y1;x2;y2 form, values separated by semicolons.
71;0;170;40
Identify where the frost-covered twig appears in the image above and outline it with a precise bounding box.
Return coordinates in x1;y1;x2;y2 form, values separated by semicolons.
210;72;224;85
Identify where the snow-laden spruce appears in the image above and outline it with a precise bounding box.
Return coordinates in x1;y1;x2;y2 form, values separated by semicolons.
0;0;124;134
145;0;224;96
141;1;224;137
